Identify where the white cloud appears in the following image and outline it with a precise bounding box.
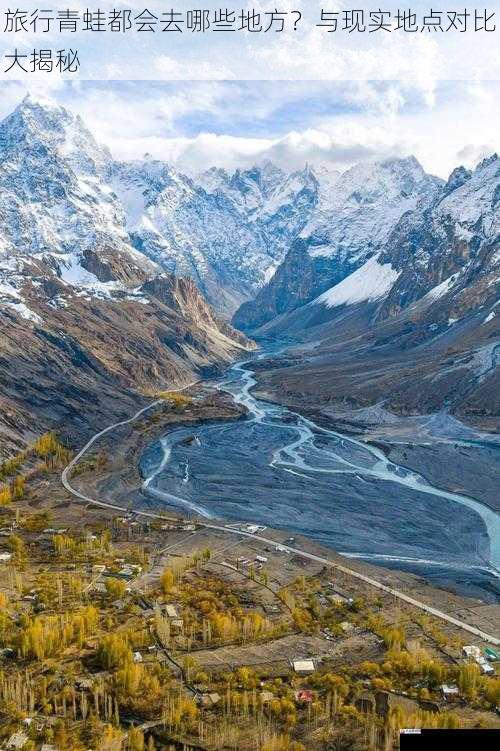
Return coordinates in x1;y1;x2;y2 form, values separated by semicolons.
0;80;498;179
91;82;498;179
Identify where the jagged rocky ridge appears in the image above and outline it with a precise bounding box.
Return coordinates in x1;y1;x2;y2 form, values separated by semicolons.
0;95;333;318
245;155;499;428
0;96;255;455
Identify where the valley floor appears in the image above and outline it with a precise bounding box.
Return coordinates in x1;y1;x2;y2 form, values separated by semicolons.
252;386;500;514
1;389;499;749
65;387;500;625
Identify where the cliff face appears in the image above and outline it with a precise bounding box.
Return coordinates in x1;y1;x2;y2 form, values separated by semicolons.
0;262;254;457
233;157;443;331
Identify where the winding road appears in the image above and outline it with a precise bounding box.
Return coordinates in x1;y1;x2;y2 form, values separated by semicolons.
61;393;500;647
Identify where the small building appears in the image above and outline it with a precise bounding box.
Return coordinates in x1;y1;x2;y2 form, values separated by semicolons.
294;689;314;703
441;684;459;700
291;659;315;674
133;651;143;663
0;552;12;563
41;745;57;751
340;621;353;632
92;564;106;573
484;648;499;662
255;555;268;563
198;692;221;708
477;657;494;675
242;524;259;534
463;645;481;660
164;604;179;618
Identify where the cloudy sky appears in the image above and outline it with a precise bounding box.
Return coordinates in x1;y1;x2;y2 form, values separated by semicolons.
0;1;498;177
0;79;498;179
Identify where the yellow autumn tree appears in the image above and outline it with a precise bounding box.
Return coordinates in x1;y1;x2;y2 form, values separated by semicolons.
128;726;145;751
160;567;175;594
0;485;12;505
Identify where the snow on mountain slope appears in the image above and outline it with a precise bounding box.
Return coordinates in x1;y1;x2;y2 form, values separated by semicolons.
0;94;157;300
208;160;288;217
375;153;500;323
110;159;336;314
0;96;256;456
233;156;442;331
110;159;279;314
0;98;304;317
303;156;442;262
0;97;350;318
435;154;499;244
314;254;401;309
243;154;498;427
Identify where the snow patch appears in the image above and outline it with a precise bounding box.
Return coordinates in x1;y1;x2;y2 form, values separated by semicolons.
309;244;335;258
314;254;401;309
0;279;42;323
56;256;147;304
424;275;456;301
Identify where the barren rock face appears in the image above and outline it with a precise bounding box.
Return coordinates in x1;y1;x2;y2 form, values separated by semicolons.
239;156;499;426
0;97;255;457
0;260;255;457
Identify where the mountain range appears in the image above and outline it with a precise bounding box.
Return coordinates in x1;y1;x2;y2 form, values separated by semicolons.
0;94;498;454
0;96;255;454
241;154;499;429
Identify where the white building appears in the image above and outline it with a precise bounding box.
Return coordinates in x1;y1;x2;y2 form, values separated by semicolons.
477;657;494;675
291;659;315;674
441;684;459;699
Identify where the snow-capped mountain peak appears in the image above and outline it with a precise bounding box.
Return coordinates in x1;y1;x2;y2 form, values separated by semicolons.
0;95;110;178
